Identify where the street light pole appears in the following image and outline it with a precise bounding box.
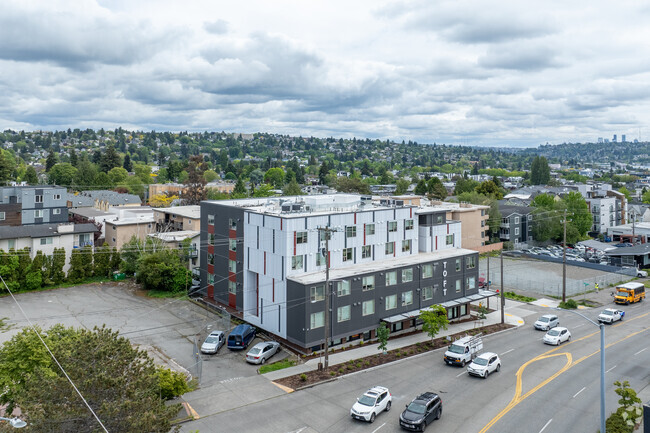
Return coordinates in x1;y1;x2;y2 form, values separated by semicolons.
556;308;605;433
562;208;567;303
0;417;27;429
319;226;338;370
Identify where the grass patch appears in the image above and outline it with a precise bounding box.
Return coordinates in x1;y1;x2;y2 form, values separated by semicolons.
258;359;297;374
146;291;189;299
558;299;578;309
503;291;536;303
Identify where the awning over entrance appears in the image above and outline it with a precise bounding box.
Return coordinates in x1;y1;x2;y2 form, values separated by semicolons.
381;290;498;324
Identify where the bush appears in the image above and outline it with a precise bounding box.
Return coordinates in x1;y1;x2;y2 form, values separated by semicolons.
299;374;307;382
559;299;578;309
157;367;190;400
605;410;633;433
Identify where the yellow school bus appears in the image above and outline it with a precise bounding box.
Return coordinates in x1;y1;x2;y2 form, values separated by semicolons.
613;282;646;304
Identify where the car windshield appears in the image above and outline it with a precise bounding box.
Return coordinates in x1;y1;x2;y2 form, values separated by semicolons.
407;402;426;414
248;348;261;355
448;344;465;354
601;310;613;316
538;317;549;323
473;357;488;366
547;329;560;336
616;291;628;297
204;336;219;344
358;395;377;406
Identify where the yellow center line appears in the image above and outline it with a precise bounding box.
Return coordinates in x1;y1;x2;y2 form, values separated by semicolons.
479;311;650;433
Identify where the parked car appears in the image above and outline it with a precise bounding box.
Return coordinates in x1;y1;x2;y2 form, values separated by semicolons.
245;341;280;364
534;314;559;331
399;392;442;431
598;308;625;324
200;331;225;354
350;386;392;423
543;327;571;345
467;352;501;378
227;324;256;350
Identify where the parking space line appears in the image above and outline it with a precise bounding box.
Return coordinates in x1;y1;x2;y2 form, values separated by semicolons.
371;422;386;433
573;324;585;328
573;387;586;398
501;349;514;356
634;347;647;356
457;371;467;378
539;419;552;433
606;365;617;373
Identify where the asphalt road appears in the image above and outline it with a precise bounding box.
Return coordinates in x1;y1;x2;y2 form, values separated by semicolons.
179;299;649;433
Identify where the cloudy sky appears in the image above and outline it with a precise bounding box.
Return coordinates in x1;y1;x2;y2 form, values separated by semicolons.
2;0;649;147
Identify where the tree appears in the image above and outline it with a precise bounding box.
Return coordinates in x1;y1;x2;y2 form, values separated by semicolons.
136;250;191;293
419;305;449;342
182;155;208;205
252;183;275;197
122;153;133;172
617;186;632;201
23;165;38;184
67;249;87;283
318;161;329;185
414;179;428;196
45;151;58;171
395;178;410;195
427;177;448;200
0;325;179;432
108;167;128;185
48;163;78;186
204;169;219;182
157;366;191;401
530;155;550;185
264;167;286;189
335;177;371;195
454;177;479;195
563;191;591;238
48;248;66;284
231;176;248;199
475;180;503;199
25;250;44;291
612;380;642;430
109;247;121;274
149;193;178;207
376;325;390;354
249;168;264;187
100;144;121;172
93;244;111;278
282;179;303;196
69;149;78;167
0;150;16;184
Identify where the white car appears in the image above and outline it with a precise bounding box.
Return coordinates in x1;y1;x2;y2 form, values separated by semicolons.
245;341;280;364
350;386;392;423
534;314;559;331
200;331;225;354
598;308;624;324
543;327;571;345
467;352;501;378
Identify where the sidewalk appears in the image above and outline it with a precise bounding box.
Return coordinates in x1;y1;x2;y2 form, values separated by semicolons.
263;299;526;381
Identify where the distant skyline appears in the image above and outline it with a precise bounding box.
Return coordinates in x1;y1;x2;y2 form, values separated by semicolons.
2;0;649;148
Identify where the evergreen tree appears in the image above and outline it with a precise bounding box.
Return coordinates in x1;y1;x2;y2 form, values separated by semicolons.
49;248;66;284
530;155;550;185
93;245;110;278
318;161;329;185
0;249;20;292
23;166;38;184
100;144;121;172
16;248;32;291
67;249;86;283
45;151;58;172
109;247;121;273
232;176;248;198
123;153;133;172
69;149;78;167
414;179;428;196
25;251;44;290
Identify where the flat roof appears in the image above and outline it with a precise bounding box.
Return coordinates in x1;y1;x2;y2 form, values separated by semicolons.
69;208;112;219
148;230;200;242
288;248;478;285
110;217;154;226
0;223;98;240
153;205;200;219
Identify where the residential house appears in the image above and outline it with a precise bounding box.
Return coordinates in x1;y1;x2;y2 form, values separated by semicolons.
498;204;533;245
0;186;68;226
153;205;201;232
104;207;155;249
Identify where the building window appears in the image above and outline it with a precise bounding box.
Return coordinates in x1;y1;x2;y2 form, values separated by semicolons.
342;248;353;262
53;209;61;215
7;239;15;249
208;214;215;225
467;277;476;290
316;252;326;266
362;300;375;316
481;220;485;227
346;226;356;238
291;255;303;270
456;258;461;271
361;245;371;259
209;233;215;245
466;256;476;269
40;237;53;245
337;305;351;322
402;239;411;252
228;260;236;273
423;286;433;300
401;291;413;306
310;311;324;329
0;212;4;221
436;215;443;224
337;280;351;297
388;221;398;232
207;274;215;284
515;217;519;224
455;279;461;293
229;239;236;251
366;224;375;235
446;234;454;245
515;228;519;235
207;253;214;265
229;218;237;230
362;276;375;291
34;210;43;218
481;209;485;216
385;294;397;310
385;271;397;286
53;194;61;200
310;285;324;302
402;268;413;282
385;242;395;255
405;219;414;230
35;195;43;203
296;231;308;244
228;281;236;294
422;264;433;278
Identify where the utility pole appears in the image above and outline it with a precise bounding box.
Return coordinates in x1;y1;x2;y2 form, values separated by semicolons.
500;248;504;324
562;208;567;303
318;226;338;369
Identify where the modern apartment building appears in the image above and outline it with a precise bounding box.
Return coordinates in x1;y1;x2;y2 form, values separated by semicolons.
0;186;68;226
200;194;484;351
153;205;200;232
428;201;490;249
498;205;533;244
576;184;627;235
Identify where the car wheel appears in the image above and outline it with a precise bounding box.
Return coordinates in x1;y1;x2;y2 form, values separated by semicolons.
369;413;376;423
461;360;466;367
496;364;501;372
567;335;571;342
435;407;442;419
484;370;489;379
261;357;266;364
385;401;391;412
421;421;426;431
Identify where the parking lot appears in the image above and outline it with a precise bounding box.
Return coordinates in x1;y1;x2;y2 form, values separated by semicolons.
0;283;291;386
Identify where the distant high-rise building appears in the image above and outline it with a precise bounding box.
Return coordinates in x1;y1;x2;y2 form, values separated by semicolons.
605;139;610;143
622;134;626;142
598;137;603;143
613;134;617;142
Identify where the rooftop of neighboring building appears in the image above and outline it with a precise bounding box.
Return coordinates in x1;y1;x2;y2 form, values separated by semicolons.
152;205;200;219
497;203;533;216
426;200;490;212
69;190;142;206
68;208;112;219
148;230;200;242
0;223;98;240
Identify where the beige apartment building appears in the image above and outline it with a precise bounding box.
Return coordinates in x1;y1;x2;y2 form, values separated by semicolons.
105;217;156;249
429;201;490;250
153;205;200;232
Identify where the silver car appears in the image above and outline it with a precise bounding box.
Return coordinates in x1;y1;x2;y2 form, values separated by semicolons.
245;341;280;364
201;331;225;354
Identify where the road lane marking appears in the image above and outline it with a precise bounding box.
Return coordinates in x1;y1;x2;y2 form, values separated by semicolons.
573;387;586;398
634;347;647;356
287;428;307;433
457;371;467;377
539;419;552;433
573;324;585;328
501;349;514;356
606;365;617;373
371;422;386;433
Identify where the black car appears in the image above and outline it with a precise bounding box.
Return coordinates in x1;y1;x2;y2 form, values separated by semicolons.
399;392;442;431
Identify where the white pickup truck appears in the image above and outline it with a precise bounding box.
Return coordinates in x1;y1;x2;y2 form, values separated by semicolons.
598;308;625;324
444;334;483;367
